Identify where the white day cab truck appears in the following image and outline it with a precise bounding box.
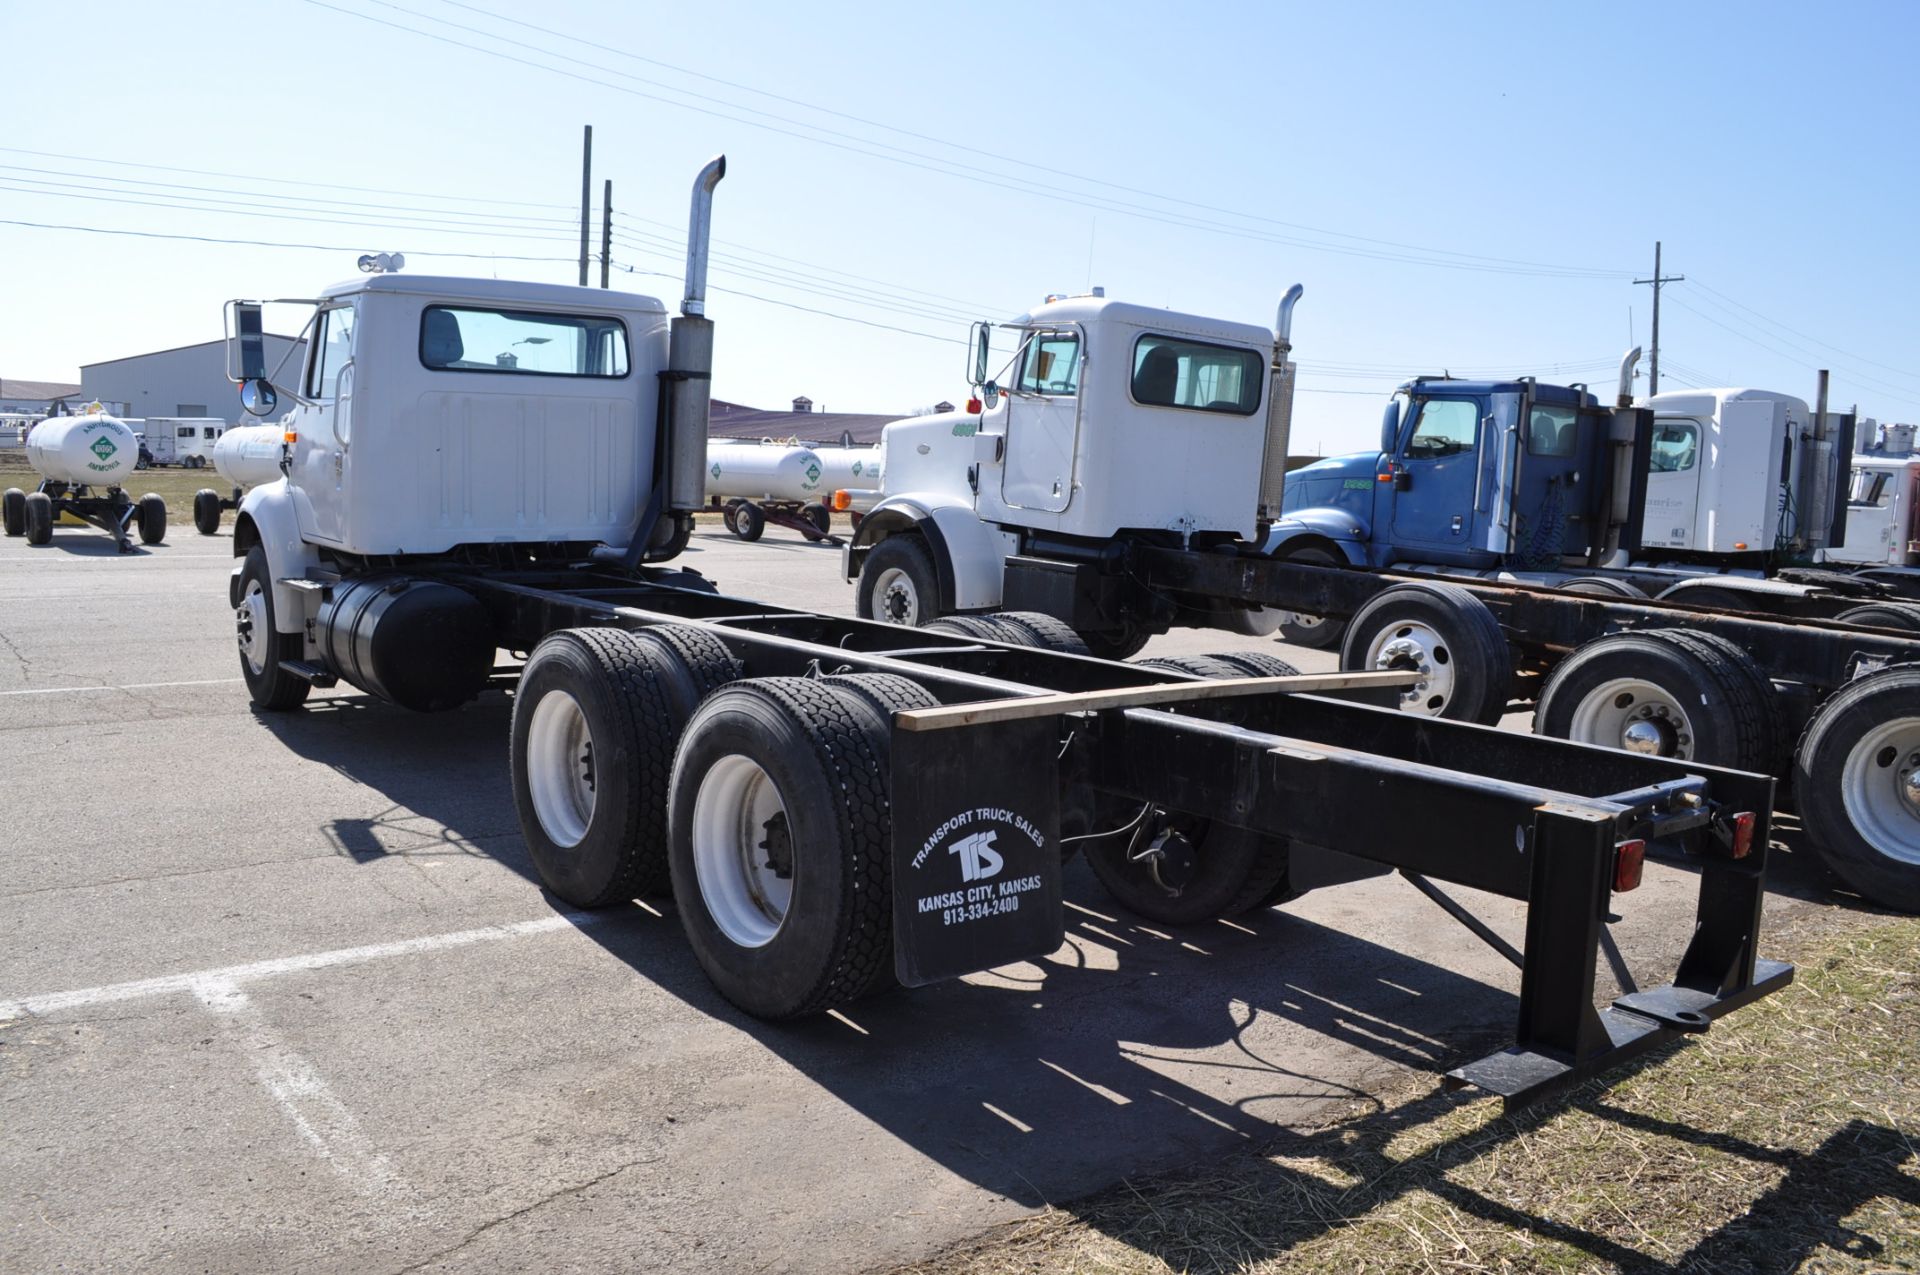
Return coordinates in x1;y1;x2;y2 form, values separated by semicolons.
214;156;1791;1105
843;292;1920;911
2;407;167;551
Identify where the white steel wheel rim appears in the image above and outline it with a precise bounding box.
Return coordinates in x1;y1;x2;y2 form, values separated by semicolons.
691;754;794;948
526;690;597;849
1840;718;1920;866
1366;621;1455;715
1568;677;1696;759
237;580;270;675
874;566;921;626
1285;611;1328;632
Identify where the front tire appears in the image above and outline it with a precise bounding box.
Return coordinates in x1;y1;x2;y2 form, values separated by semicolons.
2;488;24;537
1795;665;1920;912
1275;546;1346;649
668;678;901;1018
856;535;940;626
236;546;310;710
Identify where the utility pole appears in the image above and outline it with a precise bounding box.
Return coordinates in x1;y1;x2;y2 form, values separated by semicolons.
1634;241;1683;395
577;125;593;287
600;179;612;289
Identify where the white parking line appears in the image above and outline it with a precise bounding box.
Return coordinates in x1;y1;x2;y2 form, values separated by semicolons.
0;912;603;1018
0;677;245;697
196;980;412;1201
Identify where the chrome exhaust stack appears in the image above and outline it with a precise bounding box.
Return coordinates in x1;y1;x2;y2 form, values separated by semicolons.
1616;346;1641;408
666;155;727;519
1257;284;1304;524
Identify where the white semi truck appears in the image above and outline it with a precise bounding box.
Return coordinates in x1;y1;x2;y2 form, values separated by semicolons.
843;291;1920;911
207;157;1791;1104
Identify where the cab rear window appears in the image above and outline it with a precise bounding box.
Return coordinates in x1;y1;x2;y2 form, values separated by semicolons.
1130;336;1262;415
419;306;630;378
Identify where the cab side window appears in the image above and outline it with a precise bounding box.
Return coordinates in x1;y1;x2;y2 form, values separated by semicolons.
1527;405;1578;457
1016;332;1080;396
1404;399;1478;457
1649;422;1699;473
306;304;357;400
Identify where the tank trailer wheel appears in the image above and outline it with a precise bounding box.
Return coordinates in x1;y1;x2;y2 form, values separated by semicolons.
1339;581;1511;724
23;491;53;545
1274;546;1347;649
1795;665;1920;912
856;534;940;626
722;501;741;534
2;487;24;537
193;489;223;536
236;546;311;710
731;501;766;542
801;502;832;537
1535;630;1780;772
668;677;901;1019
136;494;167;545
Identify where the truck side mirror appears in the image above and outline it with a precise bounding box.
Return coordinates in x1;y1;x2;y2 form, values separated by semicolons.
968;321;993;387
239;379;278;417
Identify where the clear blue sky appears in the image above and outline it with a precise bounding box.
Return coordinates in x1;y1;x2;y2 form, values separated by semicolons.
4;0;1915;453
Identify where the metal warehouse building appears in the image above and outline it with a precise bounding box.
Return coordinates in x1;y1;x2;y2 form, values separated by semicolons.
81;335;307;427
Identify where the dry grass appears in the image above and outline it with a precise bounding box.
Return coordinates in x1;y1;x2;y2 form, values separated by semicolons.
887;910;1920;1275
0;450;233;530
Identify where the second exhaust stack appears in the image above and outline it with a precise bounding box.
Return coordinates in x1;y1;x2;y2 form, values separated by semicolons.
667;156;727;517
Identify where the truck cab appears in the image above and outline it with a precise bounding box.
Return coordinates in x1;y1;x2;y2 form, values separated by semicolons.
1275;378;1619;571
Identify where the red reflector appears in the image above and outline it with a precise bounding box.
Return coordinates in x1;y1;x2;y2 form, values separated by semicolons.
966;397;983;414
1613;839;1646;892
1729;811;1756;859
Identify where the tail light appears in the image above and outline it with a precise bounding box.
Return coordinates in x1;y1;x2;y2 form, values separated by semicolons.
1613;839;1646;892
1728;811;1756;859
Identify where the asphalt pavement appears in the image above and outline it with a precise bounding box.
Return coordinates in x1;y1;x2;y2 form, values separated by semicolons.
0;519;1825;1273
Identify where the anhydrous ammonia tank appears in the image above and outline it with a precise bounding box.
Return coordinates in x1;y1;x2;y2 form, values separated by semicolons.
26;413;139;487
809;444;883;492
212;423;288;489
706;441;828;502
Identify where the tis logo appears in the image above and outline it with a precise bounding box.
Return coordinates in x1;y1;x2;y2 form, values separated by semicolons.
950;830;1003;883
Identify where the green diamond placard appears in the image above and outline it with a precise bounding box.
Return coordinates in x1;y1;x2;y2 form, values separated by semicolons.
91;435;118;461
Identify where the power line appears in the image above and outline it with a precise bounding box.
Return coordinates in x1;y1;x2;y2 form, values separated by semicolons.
422;0;1632;278
297;0;1631;279
0;216;579;262
0;144;575;211
1690;278;1919;384
1666;293;1918;404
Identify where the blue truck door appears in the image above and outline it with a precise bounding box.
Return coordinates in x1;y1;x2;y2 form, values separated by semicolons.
1508;401;1591;562
1388;396;1483;554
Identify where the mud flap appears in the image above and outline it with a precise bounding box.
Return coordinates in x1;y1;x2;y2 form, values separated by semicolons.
890;715;1065;987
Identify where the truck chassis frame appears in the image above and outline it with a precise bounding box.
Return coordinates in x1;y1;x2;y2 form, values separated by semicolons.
279;561;1790;1106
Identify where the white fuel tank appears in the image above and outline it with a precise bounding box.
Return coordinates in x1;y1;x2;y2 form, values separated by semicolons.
706;441;828;502
26;413;139;487
212;423;287;489
809;444;882;492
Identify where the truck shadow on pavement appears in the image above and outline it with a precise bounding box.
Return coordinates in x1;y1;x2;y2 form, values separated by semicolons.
251;688;1910;1272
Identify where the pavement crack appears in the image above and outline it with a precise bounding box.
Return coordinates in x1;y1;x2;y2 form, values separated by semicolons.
390;1155;661;1274
0;628;32;678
